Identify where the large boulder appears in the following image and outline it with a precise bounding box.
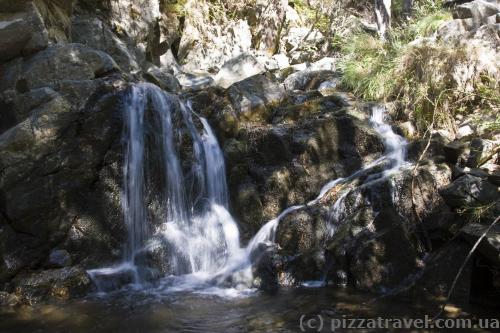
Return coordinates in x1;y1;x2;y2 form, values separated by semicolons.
0;57;127;284
215;53;265;89
440;174;498;209
227;73;285;121
178;0;253;72
0;44;119;93
0;1;48;62
438;0;500;40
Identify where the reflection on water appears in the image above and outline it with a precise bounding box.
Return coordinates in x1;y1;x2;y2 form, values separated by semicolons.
0;287;497;333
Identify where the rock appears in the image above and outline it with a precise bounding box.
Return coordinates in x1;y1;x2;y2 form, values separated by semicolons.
283;70;337;91
0;291;20;307
454;0;499;20
252;244;282;292
176;72;214;91
309;57;337;72
317;79;340;97
444;140;468;165
144;66;181;93
257;53;290;71
457;125;474;138
2;44;119;93
45;249;72;268
396;121;417;139
179;7;253;72
284;27;325;64
0;2;48;62
413;240;474;305
466;137;499;168
227;73;285;121
0;79;126;283
252;0;288;54
461;223;500;265
348;208;420;292
233;183;264;237
438;0;500;40
71;16;142;72
215;53;265;89
285;27;324;51
440;174;499;208
11;266;92;303
276;208;329;283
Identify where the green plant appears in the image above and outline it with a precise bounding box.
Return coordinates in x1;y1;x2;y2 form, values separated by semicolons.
339;2;499;135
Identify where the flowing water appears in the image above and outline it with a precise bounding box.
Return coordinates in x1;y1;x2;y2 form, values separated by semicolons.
88;85;412;294
2;85;498;332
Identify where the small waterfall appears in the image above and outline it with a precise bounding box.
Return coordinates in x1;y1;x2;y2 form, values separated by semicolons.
89;83;244;290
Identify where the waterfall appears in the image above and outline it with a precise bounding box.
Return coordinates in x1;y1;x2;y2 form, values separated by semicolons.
88;83;244;290
89;84;406;294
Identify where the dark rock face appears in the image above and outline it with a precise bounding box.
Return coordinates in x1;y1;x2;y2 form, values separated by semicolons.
441;174;499;209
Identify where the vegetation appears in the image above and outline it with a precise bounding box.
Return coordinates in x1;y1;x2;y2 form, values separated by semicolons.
339;0;499;134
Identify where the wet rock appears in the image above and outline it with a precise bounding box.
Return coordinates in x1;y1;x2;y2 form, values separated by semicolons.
11;267;92;303
234;183;264;236
349;208;421;292
252;244;282;292
215;53;265;89
276;208;329;283
440;174;498;208
45;249;72;269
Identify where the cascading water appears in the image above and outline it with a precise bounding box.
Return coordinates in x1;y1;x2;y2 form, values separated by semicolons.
89;83;245;291
89;84;407;294
244;105;408;255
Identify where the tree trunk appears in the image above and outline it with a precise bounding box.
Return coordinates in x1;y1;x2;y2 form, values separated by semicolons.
374;0;391;40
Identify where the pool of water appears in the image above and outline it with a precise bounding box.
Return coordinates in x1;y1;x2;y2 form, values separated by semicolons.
1;287;497;333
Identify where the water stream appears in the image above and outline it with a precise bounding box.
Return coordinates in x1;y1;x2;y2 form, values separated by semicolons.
89;84;409;295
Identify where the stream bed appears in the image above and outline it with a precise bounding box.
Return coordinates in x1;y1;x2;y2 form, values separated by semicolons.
1;287;497;333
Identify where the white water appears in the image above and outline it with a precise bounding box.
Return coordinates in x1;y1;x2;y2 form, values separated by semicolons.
89;87;407;295
89;83;246;292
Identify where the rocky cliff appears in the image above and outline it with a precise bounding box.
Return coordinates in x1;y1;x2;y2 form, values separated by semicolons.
0;0;498;306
